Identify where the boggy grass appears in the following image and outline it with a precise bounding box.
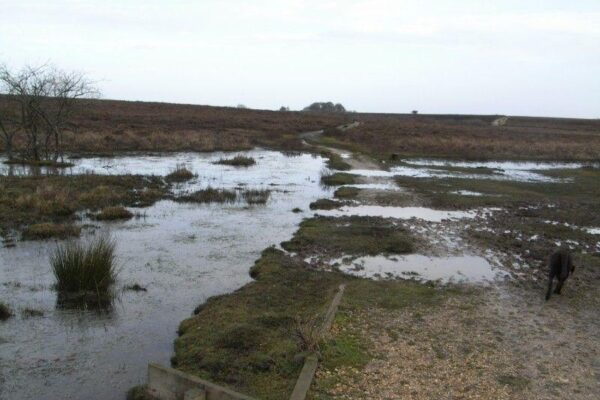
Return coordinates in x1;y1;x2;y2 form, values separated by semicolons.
282;216;414;257
176;187;271;205
165;164;195;182
176;187;238;203
95;206;134;221
0;175;167;233
51;235;117;295
22;222;81;240
214;155;256;167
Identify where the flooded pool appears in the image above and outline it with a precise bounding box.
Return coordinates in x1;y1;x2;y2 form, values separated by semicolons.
332;254;501;283
316;205;476;222
393;159;599;182
0;150;330;400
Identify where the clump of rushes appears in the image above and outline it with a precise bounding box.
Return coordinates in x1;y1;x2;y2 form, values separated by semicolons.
95;206;133;221
165;164;195;182
0;302;13;320
177;187;237;203
51;235;117;294
321;172;358;186
309;198;342;210
214;155;256;167
22;223;81;240
334;186;360;199
242;189;271;205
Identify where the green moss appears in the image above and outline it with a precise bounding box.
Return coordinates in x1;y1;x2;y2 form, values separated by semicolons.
281;216;413;256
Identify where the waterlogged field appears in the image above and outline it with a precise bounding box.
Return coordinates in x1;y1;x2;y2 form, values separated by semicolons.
0;150;331;400
1;143;599;399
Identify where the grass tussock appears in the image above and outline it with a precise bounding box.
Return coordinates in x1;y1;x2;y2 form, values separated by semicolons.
321;172;358;186
51;235;117;294
176;187;238;203
215;155;256;167
95;206;134;221
309;198;343;210
242;189;271;205
282;216;413;257
22;223;81;240
165;164;195;182
0;302;13;320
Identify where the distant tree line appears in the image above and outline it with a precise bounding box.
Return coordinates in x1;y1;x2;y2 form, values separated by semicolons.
0;64;99;163
303;102;346;113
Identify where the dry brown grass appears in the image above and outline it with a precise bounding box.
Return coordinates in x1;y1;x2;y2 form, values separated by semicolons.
0;97;350;154
323;114;600;161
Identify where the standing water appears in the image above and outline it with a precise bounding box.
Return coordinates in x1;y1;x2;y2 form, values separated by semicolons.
0;150;330;400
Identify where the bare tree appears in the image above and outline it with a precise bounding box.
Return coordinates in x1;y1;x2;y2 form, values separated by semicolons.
0;64;99;162
0;96;19;160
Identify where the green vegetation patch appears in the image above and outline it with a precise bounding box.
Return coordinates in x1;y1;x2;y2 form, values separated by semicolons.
281;216;413;257
309;199;342;210
334;186;360;199
174;248;345;399
321;172;358;186
214;155;256;167
22;222;81;240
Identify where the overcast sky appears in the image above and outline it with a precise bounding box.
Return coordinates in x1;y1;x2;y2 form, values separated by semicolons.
1;0;599;118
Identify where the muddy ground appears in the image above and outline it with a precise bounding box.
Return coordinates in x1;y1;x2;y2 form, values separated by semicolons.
306;146;600;399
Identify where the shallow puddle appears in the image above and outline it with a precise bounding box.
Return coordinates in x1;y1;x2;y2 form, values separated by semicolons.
0;150;330;400
333;254;500;283
316;205;476;222
395;159;598;182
